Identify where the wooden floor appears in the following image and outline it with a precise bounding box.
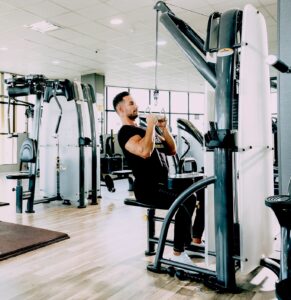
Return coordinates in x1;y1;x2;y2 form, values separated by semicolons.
0;174;277;300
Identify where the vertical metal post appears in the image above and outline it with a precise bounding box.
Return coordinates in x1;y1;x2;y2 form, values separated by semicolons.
16;179;23;213
145;208;156;255
213;9;241;289
280;227;290;280
86;86;97;205
26;90;42;213
75;102;86;208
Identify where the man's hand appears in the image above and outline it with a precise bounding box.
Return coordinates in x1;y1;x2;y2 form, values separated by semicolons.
146;114;158;127
157;115;167;130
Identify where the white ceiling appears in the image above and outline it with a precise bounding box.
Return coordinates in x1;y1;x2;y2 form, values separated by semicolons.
0;0;277;92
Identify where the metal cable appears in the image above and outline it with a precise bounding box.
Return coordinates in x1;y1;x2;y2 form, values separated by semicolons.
166;2;208;17
154;9;159;105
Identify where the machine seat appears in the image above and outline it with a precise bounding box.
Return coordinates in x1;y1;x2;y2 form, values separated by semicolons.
265;195;291;228
266;195;291;209
124;198;167;210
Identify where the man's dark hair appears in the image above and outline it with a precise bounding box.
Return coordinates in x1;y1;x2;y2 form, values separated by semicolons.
113;91;129;111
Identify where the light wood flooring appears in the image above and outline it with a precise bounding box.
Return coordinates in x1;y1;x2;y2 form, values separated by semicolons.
0;174;277;300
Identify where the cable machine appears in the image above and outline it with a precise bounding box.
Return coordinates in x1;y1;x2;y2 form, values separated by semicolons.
147;1;274;291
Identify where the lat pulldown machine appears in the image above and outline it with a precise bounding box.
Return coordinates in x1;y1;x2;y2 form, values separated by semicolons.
147;1;274;291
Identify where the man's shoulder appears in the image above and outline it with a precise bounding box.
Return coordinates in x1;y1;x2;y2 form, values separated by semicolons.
119;125;144;135
118;125;144;147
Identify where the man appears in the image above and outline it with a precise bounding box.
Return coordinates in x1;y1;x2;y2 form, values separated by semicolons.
113;91;202;264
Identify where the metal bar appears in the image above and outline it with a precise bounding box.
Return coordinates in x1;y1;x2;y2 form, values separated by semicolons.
75;102;86;208
86;85;97;205
151;176;216;269
153;216;175;223
280;227;290;280
0;101;31;107
160;258;217;276
26;91;43;213
158;13;216;88
169;14;206;55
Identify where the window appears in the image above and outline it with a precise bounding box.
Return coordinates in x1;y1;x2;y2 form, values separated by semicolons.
189;114;205;133
170;113;188;134
106;111;122;134
106;86;128;110
170;91;188;114
150;90;169;113
104;85;206;136
189;93;204;114
129;88;150;113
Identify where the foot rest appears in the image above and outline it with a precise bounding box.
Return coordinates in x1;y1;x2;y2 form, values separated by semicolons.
112;170;132;176
124;198;166;210
6;173;34;180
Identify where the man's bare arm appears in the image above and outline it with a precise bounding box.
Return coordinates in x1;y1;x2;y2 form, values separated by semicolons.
125;115;157;159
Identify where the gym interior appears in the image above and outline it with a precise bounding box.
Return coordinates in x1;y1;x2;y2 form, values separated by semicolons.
0;0;290;299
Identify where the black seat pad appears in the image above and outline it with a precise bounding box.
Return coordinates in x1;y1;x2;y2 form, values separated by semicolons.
265;195;291;210
124;198;167;210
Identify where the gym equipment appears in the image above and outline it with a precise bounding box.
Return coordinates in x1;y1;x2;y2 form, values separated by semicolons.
177;118;204;173
100;130;133;193
5;75;74;212
5;75;101;212
40;80;100;207
265;195;291;299
39;81;71;206
124;172;205;256
6;137;37;213
272;117;279;195
81;83;101;203
146;1;274;291
0;94;34;137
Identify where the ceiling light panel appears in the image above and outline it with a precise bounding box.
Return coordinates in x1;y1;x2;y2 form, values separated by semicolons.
25;21;61;33
135;61;161;68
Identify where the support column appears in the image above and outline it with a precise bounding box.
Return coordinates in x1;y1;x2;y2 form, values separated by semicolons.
278;0;291;193
81;73;105;103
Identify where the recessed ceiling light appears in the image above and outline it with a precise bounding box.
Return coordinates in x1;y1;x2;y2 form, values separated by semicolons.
0;47;8;51
25;21;61;33
110;18;123;25
52;60;60;65
135;61;161;68
157;40;167;46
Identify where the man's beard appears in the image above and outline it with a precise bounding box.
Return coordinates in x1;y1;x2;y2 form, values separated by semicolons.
128;113;138;120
